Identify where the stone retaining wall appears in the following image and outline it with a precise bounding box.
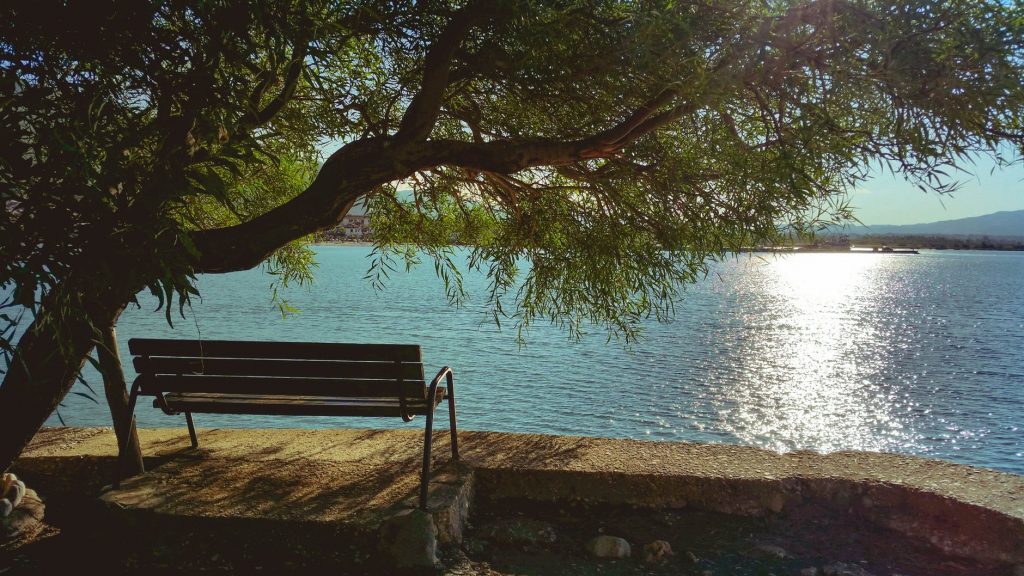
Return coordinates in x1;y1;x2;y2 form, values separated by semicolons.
12;427;1024;570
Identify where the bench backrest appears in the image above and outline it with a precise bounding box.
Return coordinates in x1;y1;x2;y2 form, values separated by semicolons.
128;338;426;398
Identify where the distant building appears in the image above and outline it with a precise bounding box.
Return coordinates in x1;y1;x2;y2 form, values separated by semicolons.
340;213;371;239
331;198;372;240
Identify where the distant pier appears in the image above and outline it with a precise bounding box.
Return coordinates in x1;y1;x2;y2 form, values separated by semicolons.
743;245;919;254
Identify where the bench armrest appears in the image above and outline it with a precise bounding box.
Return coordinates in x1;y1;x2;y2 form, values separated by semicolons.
427;366;453;402
428;366;452;391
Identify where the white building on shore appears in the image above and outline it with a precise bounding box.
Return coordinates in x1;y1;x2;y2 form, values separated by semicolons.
338;199;371;239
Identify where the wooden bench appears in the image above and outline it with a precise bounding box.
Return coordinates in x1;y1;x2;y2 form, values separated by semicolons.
119;338;459;509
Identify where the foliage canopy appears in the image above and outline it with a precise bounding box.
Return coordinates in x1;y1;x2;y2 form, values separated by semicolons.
1;1;1023;470
4;1;1023;345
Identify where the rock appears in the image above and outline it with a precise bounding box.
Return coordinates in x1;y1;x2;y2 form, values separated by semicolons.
477;518;556;546
1;489;45;549
800;568;820;576
0;473;15;497
379;509;439;569
822;562;876;576
642;540;674;564
8;481;25;508
0;499;11;518
586;535;631;559
751;543;789;559
1013;565;1024;576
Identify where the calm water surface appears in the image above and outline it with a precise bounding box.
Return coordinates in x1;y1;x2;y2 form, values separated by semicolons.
48;248;1024;474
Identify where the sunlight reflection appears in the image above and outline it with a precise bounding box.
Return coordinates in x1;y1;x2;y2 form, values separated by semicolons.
722;254;909;453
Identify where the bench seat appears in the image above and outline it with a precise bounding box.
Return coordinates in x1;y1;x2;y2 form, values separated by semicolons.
119;338;459;510
161;391;446;417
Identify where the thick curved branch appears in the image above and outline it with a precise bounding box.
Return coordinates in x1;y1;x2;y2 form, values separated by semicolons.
191;137;399;273
192;91;699;274
394;3;493;143
426;101;702;173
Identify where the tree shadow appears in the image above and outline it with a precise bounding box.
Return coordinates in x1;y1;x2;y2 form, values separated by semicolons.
109;429;591;526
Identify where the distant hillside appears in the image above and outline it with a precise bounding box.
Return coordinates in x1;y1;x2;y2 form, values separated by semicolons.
849;210;1024;238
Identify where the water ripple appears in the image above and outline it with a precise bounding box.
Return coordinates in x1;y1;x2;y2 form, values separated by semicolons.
47;248;1024;475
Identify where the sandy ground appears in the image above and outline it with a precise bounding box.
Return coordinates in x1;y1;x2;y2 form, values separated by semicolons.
6;427;1023;574
19;427;1023;519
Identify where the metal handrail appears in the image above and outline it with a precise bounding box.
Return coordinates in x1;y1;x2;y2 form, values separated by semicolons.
419;366;459;508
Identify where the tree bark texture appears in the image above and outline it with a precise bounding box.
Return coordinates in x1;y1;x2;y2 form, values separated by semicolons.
0;267;139;473
98;325;144;478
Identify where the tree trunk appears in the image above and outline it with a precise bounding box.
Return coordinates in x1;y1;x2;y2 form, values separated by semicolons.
97;325;144;478
0;270;137;473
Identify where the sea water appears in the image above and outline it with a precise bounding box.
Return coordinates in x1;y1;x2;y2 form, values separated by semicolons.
43;247;1024;475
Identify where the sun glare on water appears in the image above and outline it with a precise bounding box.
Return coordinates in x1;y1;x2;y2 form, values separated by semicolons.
719;253;914;454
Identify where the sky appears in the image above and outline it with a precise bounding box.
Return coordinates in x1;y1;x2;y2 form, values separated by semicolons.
848;155;1024;226
323;142;1023;227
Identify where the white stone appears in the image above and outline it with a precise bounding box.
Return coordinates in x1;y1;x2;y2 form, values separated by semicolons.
0;473;14;498
586;535;631;559
8;481;24;508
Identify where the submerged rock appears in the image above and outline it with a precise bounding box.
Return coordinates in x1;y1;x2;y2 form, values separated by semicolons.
587;535;631;559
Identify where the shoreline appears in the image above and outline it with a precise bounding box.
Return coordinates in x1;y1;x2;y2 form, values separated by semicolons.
18;429;1024;530
309;241;1024;252
7;427;1023;573
311;240;375;247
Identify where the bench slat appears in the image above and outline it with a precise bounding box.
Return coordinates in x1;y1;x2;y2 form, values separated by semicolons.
134;356;424;380
162;392;445;418
128;338;421;362
138;374;427;398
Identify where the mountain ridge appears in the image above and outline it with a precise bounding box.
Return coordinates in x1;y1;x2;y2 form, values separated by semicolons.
846;209;1024;237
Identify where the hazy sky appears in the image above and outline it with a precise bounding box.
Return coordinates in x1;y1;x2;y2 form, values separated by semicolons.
849;156;1024;225
323;141;1022;227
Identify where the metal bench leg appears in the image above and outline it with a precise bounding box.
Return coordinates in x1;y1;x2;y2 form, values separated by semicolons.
185;412;198;448
446;371;459;461
420;408;435;510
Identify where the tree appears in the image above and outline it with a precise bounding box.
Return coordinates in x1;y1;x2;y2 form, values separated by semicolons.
1;0;1022;473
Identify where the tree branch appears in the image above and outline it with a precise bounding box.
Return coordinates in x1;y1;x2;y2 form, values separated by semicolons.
191;137;393;273
582;85;684;147
394;3;493;143
418;97;703;174
191;90;701;274
239;40;309;132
